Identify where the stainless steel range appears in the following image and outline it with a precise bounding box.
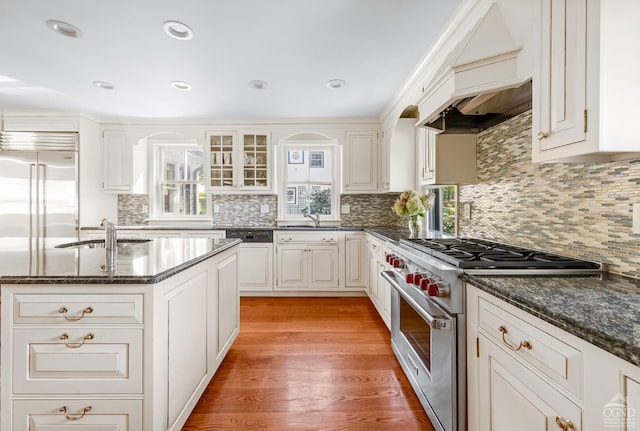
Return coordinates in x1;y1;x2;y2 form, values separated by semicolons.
381;237;601;431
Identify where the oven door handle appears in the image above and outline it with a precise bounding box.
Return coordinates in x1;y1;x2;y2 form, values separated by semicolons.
382;270;451;330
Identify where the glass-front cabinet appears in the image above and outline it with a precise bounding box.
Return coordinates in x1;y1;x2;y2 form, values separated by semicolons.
242;133;269;188
206;131;271;193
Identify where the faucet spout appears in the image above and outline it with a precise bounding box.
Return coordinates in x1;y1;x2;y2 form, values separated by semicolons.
305;214;320;227
100;218;117;250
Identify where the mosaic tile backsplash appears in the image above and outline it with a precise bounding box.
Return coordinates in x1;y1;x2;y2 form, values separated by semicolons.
458;110;640;278
118;193;405;228
118;194;149;226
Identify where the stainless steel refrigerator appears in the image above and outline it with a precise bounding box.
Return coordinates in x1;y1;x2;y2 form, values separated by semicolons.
0;131;79;274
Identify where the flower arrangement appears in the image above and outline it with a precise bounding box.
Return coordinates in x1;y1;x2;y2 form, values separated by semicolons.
392;190;435;233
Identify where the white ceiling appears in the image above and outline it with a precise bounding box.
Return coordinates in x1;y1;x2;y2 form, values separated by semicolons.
0;0;462;121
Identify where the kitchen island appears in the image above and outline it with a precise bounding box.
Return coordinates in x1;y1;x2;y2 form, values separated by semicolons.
1;237;241;431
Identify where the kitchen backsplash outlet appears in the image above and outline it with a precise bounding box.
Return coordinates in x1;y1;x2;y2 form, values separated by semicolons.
458;110;640;278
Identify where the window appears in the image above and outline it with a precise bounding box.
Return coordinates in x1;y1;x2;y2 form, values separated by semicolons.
427;185;456;236
151;142;209;219
279;144;339;221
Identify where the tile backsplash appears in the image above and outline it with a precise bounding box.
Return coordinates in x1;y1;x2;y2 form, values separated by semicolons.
118;193;405;228
458;110;640;278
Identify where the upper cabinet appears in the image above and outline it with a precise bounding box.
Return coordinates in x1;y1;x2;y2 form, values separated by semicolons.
417;129;477;186
532;0;640;163
206;131;271;193
3;114;79;132
102;131;147;194
343;130;378;193
382;119;416;193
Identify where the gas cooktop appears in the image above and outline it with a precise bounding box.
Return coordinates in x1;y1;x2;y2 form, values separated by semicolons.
400;238;602;271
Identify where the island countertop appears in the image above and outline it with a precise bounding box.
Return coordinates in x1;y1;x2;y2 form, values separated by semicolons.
0;238;241;284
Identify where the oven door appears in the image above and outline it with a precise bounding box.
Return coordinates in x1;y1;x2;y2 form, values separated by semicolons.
383;270;456;431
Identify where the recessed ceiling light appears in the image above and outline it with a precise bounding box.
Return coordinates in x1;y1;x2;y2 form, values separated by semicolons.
163;21;193;40
170;81;192;91
93;81;115;90
326;79;346;89
46;20;82;38
249;80;268;90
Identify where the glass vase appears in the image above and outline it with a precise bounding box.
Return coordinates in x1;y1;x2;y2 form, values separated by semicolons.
408;216;420;238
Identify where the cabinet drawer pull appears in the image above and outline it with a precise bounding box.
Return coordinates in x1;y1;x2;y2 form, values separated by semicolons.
58;306;93;321
537;131;549;140
498;325;532;351
555;416;574;430
60;332;94;348
59;406;92;421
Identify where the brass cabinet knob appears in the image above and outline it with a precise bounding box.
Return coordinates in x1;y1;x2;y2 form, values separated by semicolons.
537;132;549;140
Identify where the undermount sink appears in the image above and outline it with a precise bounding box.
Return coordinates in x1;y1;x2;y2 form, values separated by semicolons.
55;239;152;249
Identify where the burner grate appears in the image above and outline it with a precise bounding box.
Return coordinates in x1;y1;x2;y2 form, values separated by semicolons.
400;237;601;271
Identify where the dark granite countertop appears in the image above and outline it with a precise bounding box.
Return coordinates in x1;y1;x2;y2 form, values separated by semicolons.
0;238;241;284
464;273;640;367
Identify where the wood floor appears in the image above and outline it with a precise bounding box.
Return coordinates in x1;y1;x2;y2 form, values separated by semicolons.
182;297;434;431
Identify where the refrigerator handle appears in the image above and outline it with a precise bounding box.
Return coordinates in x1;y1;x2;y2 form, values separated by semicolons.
28;163;36;246
39;163;47;239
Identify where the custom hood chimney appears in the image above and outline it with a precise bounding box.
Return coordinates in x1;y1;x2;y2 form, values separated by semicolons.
417;3;531;133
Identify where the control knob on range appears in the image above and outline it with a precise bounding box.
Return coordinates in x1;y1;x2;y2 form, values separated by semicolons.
420;278;449;297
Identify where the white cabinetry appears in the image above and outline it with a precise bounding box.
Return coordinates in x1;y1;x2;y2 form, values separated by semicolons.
345;233;367;288
366;234;390;329
417;129;477;185
275;232;339;290
12;399;142;430
477;333;582;431
380;119;416;193
3;114;79;132
344;130;378;193
102;130;147;193
2;291;145;430
533;0;640;162
216;253;239;358
1;246;240;431
237;243;273;293
206;130;271;193
467;282;640;431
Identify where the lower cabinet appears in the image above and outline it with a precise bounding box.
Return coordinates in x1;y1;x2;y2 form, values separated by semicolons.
345;233;368;288
12;399;142;430
237;243;273;292
216;252;239;358
1;246;240;431
476;333;582;430
275;232;340;291
366;234;390;329
166;272;208;428
468;282;640;431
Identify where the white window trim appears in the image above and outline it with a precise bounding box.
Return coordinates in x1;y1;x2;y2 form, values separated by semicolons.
148;139;211;224
277;141;341;223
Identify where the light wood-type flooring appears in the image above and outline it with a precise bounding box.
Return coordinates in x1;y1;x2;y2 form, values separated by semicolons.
182;297;434;431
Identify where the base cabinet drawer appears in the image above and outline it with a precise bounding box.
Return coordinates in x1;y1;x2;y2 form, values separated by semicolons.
13;399;142;430
478;297;583;398
13;328;143;394
13;294;144;324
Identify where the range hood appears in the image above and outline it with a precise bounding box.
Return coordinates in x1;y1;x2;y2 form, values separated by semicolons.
424;80;531;134
417;3;531;134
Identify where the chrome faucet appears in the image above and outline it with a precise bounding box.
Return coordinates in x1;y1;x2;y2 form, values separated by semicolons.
100;218;117;250
305;213;320;227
